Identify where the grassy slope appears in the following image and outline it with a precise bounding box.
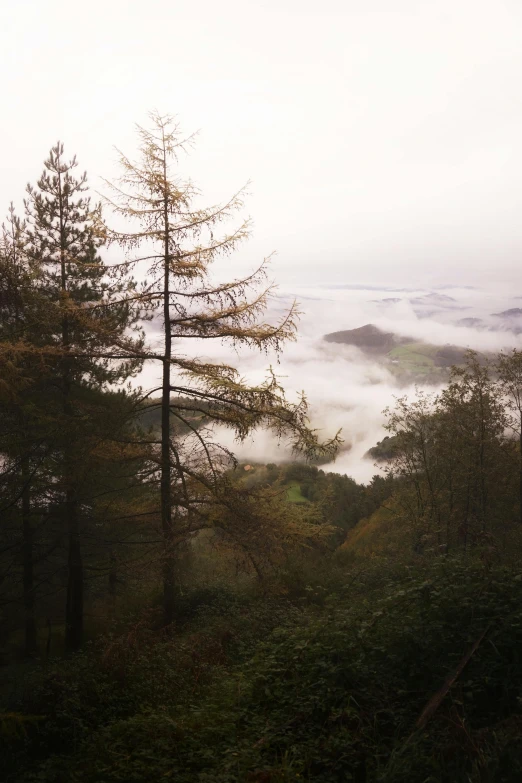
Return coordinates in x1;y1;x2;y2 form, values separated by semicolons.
388;342;439;375
234;469;310;506
286;481;310;504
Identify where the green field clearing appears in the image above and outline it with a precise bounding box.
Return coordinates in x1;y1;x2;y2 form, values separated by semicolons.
388;343;438;374
389;342;439;359
286;481;309;504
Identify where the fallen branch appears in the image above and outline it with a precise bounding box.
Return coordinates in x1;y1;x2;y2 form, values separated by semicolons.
415;624;491;731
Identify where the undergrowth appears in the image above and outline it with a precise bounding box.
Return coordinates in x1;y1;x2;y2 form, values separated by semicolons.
3;557;522;782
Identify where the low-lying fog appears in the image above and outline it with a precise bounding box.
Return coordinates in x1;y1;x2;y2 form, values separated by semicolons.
140;281;522;483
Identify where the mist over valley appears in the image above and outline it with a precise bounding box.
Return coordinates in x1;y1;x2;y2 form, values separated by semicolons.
141;280;522;482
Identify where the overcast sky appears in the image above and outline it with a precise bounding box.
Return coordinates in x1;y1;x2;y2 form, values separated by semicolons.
2;0;522;287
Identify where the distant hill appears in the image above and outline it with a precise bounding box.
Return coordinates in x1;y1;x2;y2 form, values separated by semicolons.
492;308;522;318
324;324;409;354
371;292;462;313
435;345;469;367
456;317;484;328
323;324;476;381
409;292;457;306
455;313;522;334
365;435;399;462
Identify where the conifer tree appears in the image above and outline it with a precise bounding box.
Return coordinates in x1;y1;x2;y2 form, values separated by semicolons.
0;205;40;654
24;144;144;650
104;113;340;626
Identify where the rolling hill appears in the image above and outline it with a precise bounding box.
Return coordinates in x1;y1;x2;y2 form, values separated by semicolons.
324;323;409;354
323;323;473;381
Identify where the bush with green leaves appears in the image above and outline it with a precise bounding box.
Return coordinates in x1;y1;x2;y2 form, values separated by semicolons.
6;557;522;782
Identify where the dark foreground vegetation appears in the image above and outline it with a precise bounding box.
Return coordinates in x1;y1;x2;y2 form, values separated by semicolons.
2;113;522;781
3;553;522;783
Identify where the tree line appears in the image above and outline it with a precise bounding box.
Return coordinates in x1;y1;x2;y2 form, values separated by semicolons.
383;350;522;553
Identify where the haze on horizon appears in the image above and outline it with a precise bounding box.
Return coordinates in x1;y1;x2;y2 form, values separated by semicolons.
2;0;522;288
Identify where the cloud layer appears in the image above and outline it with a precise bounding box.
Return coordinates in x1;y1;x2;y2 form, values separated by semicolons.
138;282;522;483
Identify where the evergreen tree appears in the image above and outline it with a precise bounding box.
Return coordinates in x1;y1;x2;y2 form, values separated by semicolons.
24;143;144;650
0;204;50;655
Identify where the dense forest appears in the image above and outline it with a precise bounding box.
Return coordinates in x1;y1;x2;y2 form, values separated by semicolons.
2;115;522;781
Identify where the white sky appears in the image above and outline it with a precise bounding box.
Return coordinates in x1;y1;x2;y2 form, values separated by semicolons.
2;0;522;286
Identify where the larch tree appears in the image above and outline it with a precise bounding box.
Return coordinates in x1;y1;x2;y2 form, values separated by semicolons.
103;112;340;626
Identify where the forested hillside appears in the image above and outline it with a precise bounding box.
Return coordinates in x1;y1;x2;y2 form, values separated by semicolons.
2;117;522;782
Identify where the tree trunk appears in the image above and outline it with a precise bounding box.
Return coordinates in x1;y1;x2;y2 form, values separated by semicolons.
160;140;174;628
519;428;522;525
65;488;83;651
21;454;37;656
59;170;83;651
108;550;117;598
161;335;175;627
